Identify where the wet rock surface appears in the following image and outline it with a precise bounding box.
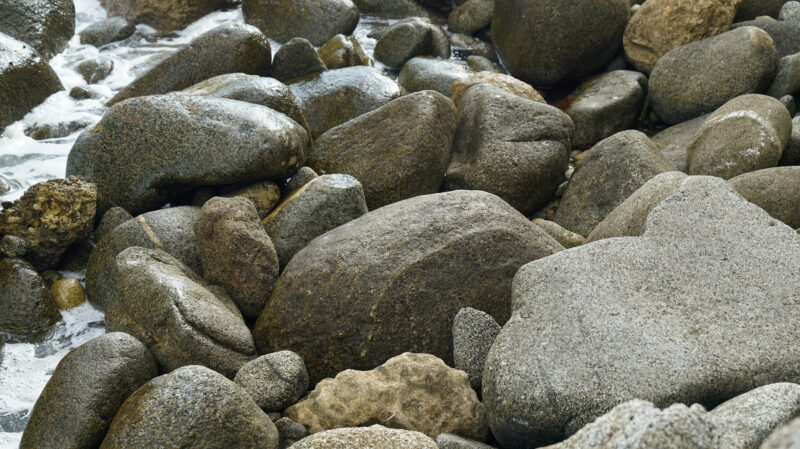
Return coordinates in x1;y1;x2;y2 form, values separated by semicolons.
0;257;61;332
0;0;75;60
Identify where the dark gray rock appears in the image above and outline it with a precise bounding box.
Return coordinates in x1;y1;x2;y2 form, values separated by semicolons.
19;333;158;449
781;95;796;115
452;307;500;392
398;57;472;97
736;0;785;20
316;34;372;70
729;166;800;228
0;0;74;60
0;258;61;332
271;37;327;83
733;19;800;57
100;0;236;32
99;365;279;448
234;350;310;412
781;115;800;165
69;85;95;100
275;417;308;449
78;17;135;47
451;33;498;63
448;0;493;34
285;166;318;193
107;24;271;106
465;55;502;73
484;176;800;448
351;0;438;18
262;174;367;267
767;52;800;98
67;93;309;216
443;84;573;215
649;26;779;124
106;247;257;378
371;17;450;69
436;433;497;449
75;56;114;84
94;206;133;243
243;0;359;46
651;114;709;172
254;190;563;383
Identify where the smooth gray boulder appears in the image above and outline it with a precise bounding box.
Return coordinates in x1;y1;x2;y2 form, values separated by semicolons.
761;417;800;449
398;57;472;97
370;17;450;69
651;114;709;172
234;350;310;412
242;0;359;46
0;0;74;60
729;166;800;229
767;52;800;98
484;176;800;448
732;20;800;58
448;0;494;34
271;38;327;83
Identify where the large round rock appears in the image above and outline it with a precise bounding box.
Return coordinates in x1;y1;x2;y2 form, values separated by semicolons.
0;258;61;332
254;190;563;383
243;0;359;46
491;0;630;87
20;333;158;449
0;0;74;60
67;93;309;216
99;365;279;449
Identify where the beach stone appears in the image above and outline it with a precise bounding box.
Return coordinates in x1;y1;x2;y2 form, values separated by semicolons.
649;26;778;124
107;24;271;106
554;130;675;236
729;167;800;228
276;417;308;449
588;171;686;241
532;219;586;248
0;0;74;60
651;114;708;171
443;84;572;215
766;52;800;98
106;247;256;378
94;206;133;242
289;66;402;138
234;350;310;412
622;0;740;73
761;417;800;449
307;90;455;209
101;0;235;32
736;0;785;20
195;196;279;319
448;0;493;34
254;190;563;383
780;1;800;21
686;94;791;179
492;0;629;87
68;93;308;216
100;365;279;448
733;19;800;58
50;277;85;309
0;33;63;132
286;167;318;193
484;176;800;448
0;235;27;257
781;115;800;165
452;307;500;392
86;206;201;311
450;71;545;106
19;333;158;449
0;258;60;332
781;95;796;115
436;433;497;449
243;0;359;46
271;38;327;83
286;352;488;440
288;425;438;448
399;57;472;97
371;17;450;69
78;17;135;47
262;174;367;267
317;34;371;70
0;176;96;269
75;56;114;84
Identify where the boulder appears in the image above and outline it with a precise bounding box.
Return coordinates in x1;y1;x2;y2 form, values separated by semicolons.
649;27;779;124
106;247;257;378
484;176;800;447
107;24;271;106
0;0;74;60
766;53;800;98
78;17;135;47
781;115;800;165
729;167;800;228
286;353;488;440
622;0;740;73
271;38;327;83
0;258;61;332
254;190;563;382
275;417;308;448
19;333;158;449
448;0;494;34
288;425;438;448
492;0;630;86
443;84;573;215
780;1;800;21
289;66;402;138
398;57;472;97
100;0;234;32
94;207;134;242
554;130;675;236
242;0;359;46
316;34;372;70
195;196;279;319
68;94;308;216
0;33;62;131
732;20;800;57
686;94;791;179
370;17;450;69
100;365;279;448
307;90;456;209
262;174;368;267
452;307;500;392
450;71;545;106
651;114;708;172
286;166;318;193
234;351;310;412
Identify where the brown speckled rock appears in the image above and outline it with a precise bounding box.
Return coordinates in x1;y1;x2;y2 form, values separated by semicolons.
289;425;438;448
0;257;60;331
317;34;372;70
50;278;85;310
450;71;545;106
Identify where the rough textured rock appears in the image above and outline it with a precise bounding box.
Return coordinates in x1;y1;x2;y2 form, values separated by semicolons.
78;17;135;47
649;26;779;124
86;206;201;311
371;17;450;69
100;0;233;32
781;115;800;165
437;433;497;449
450;71;545;106
286;166;318;193
288;425;438;448
286;353;488;440
588;171;687;241
271;38;327;83
234;351;310;412
686;94;791;179
106;247;256;378
307;91;456;209
94;206;134;242
554;130;675;236
107;24;271;106
289;66;402;138
276;417;308;449
262;174;367;267
651;114;708;171
448;0;494;34
484;177;800;448
729;167;800;228
0;0;74;60
50;277;85;310
781;1;800;21
767;53;800;98
761;417;800;449
100;365;279;448
733;19;800;58
0;176;96;269
492;0;630;86
622;0;740;73
443;84;573;215
0;33;63;132
317;34;371;70
736;0;785;20
0;235;27;257
532;219;586;248
68;94;308;216
398;57;472;97
20;333;158;449
0;258;60;332
242;0;359;46
566;70;647;150
223;181;282;219
195;196;279;319
452;307;500;392
255;190;563;383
